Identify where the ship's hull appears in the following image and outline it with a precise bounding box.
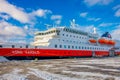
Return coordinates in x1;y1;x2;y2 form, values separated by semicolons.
1;48;120;58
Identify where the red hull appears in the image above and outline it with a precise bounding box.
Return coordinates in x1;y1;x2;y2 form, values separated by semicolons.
0;48;112;57
115;51;120;55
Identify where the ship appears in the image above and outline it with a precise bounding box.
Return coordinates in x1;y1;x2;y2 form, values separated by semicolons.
0;20;120;60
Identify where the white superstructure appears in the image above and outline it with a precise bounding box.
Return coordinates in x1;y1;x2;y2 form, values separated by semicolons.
33;27;113;51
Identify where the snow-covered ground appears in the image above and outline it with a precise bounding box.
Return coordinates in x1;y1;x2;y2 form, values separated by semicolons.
0;57;120;80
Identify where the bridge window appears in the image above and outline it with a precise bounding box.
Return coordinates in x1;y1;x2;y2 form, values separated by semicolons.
57;33;59;35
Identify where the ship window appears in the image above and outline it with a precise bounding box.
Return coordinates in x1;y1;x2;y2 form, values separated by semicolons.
57;33;59;35
12;45;15;48
76;46;77;49
63;34;64;36
72;46;74;49
35;46;37;48
55;45;57;48
0;45;2;48
20;46;22;48
60;45;62;48
68;45;70;48
42;33;44;35
79;46;81;49
26;45;28;48
82;47;84;49
64;45;66;48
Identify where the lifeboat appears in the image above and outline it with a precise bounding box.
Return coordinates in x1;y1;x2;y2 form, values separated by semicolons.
89;39;97;43
98;38;109;44
108;40;115;45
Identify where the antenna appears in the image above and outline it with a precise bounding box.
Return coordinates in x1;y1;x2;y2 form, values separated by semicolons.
44;24;51;29
93;27;97;34
70;19;76;28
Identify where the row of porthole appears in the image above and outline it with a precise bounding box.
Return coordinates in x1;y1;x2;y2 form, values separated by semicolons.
0;45;37;48
36;30;60;36
55;44;106;50
63;28;87;35
62;34;87;39
58;39;87;44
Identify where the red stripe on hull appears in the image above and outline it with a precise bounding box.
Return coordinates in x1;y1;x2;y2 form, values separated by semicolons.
115;52;120;55
0;48;93;57
0;48;120;57
94;51;109;57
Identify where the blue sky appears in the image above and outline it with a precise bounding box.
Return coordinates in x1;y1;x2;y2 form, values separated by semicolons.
0;0;120;43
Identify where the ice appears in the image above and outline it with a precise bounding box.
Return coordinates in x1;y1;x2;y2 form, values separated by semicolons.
28;68;84;80
62;70;120;80
69;64;120;72
0;68;27;80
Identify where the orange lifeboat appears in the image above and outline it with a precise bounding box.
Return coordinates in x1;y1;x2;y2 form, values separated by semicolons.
89;39;97;43
104;39;109;44
108;40;116;45
98;38;105;44
98;38;109;44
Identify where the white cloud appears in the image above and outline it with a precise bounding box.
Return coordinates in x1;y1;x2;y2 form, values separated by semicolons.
99;23;113;27
0;13;10;20
113;5;120;10
115;9;120;17
0;20;38;43
113;5;120;17
87;18;101;21
99;22;120;27
0;21;26;37
80;12;88;17
73;24;96;33
51;15;62;25
79;12;101;22
84;0;113;6
32;9;52;18
0;0;30;23
82;25;96;33
51;15;62;20
111;25;120;40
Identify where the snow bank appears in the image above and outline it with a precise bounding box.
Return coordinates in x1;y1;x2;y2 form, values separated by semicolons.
0;68;27;80
0;57;9;62
28;68;83;80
